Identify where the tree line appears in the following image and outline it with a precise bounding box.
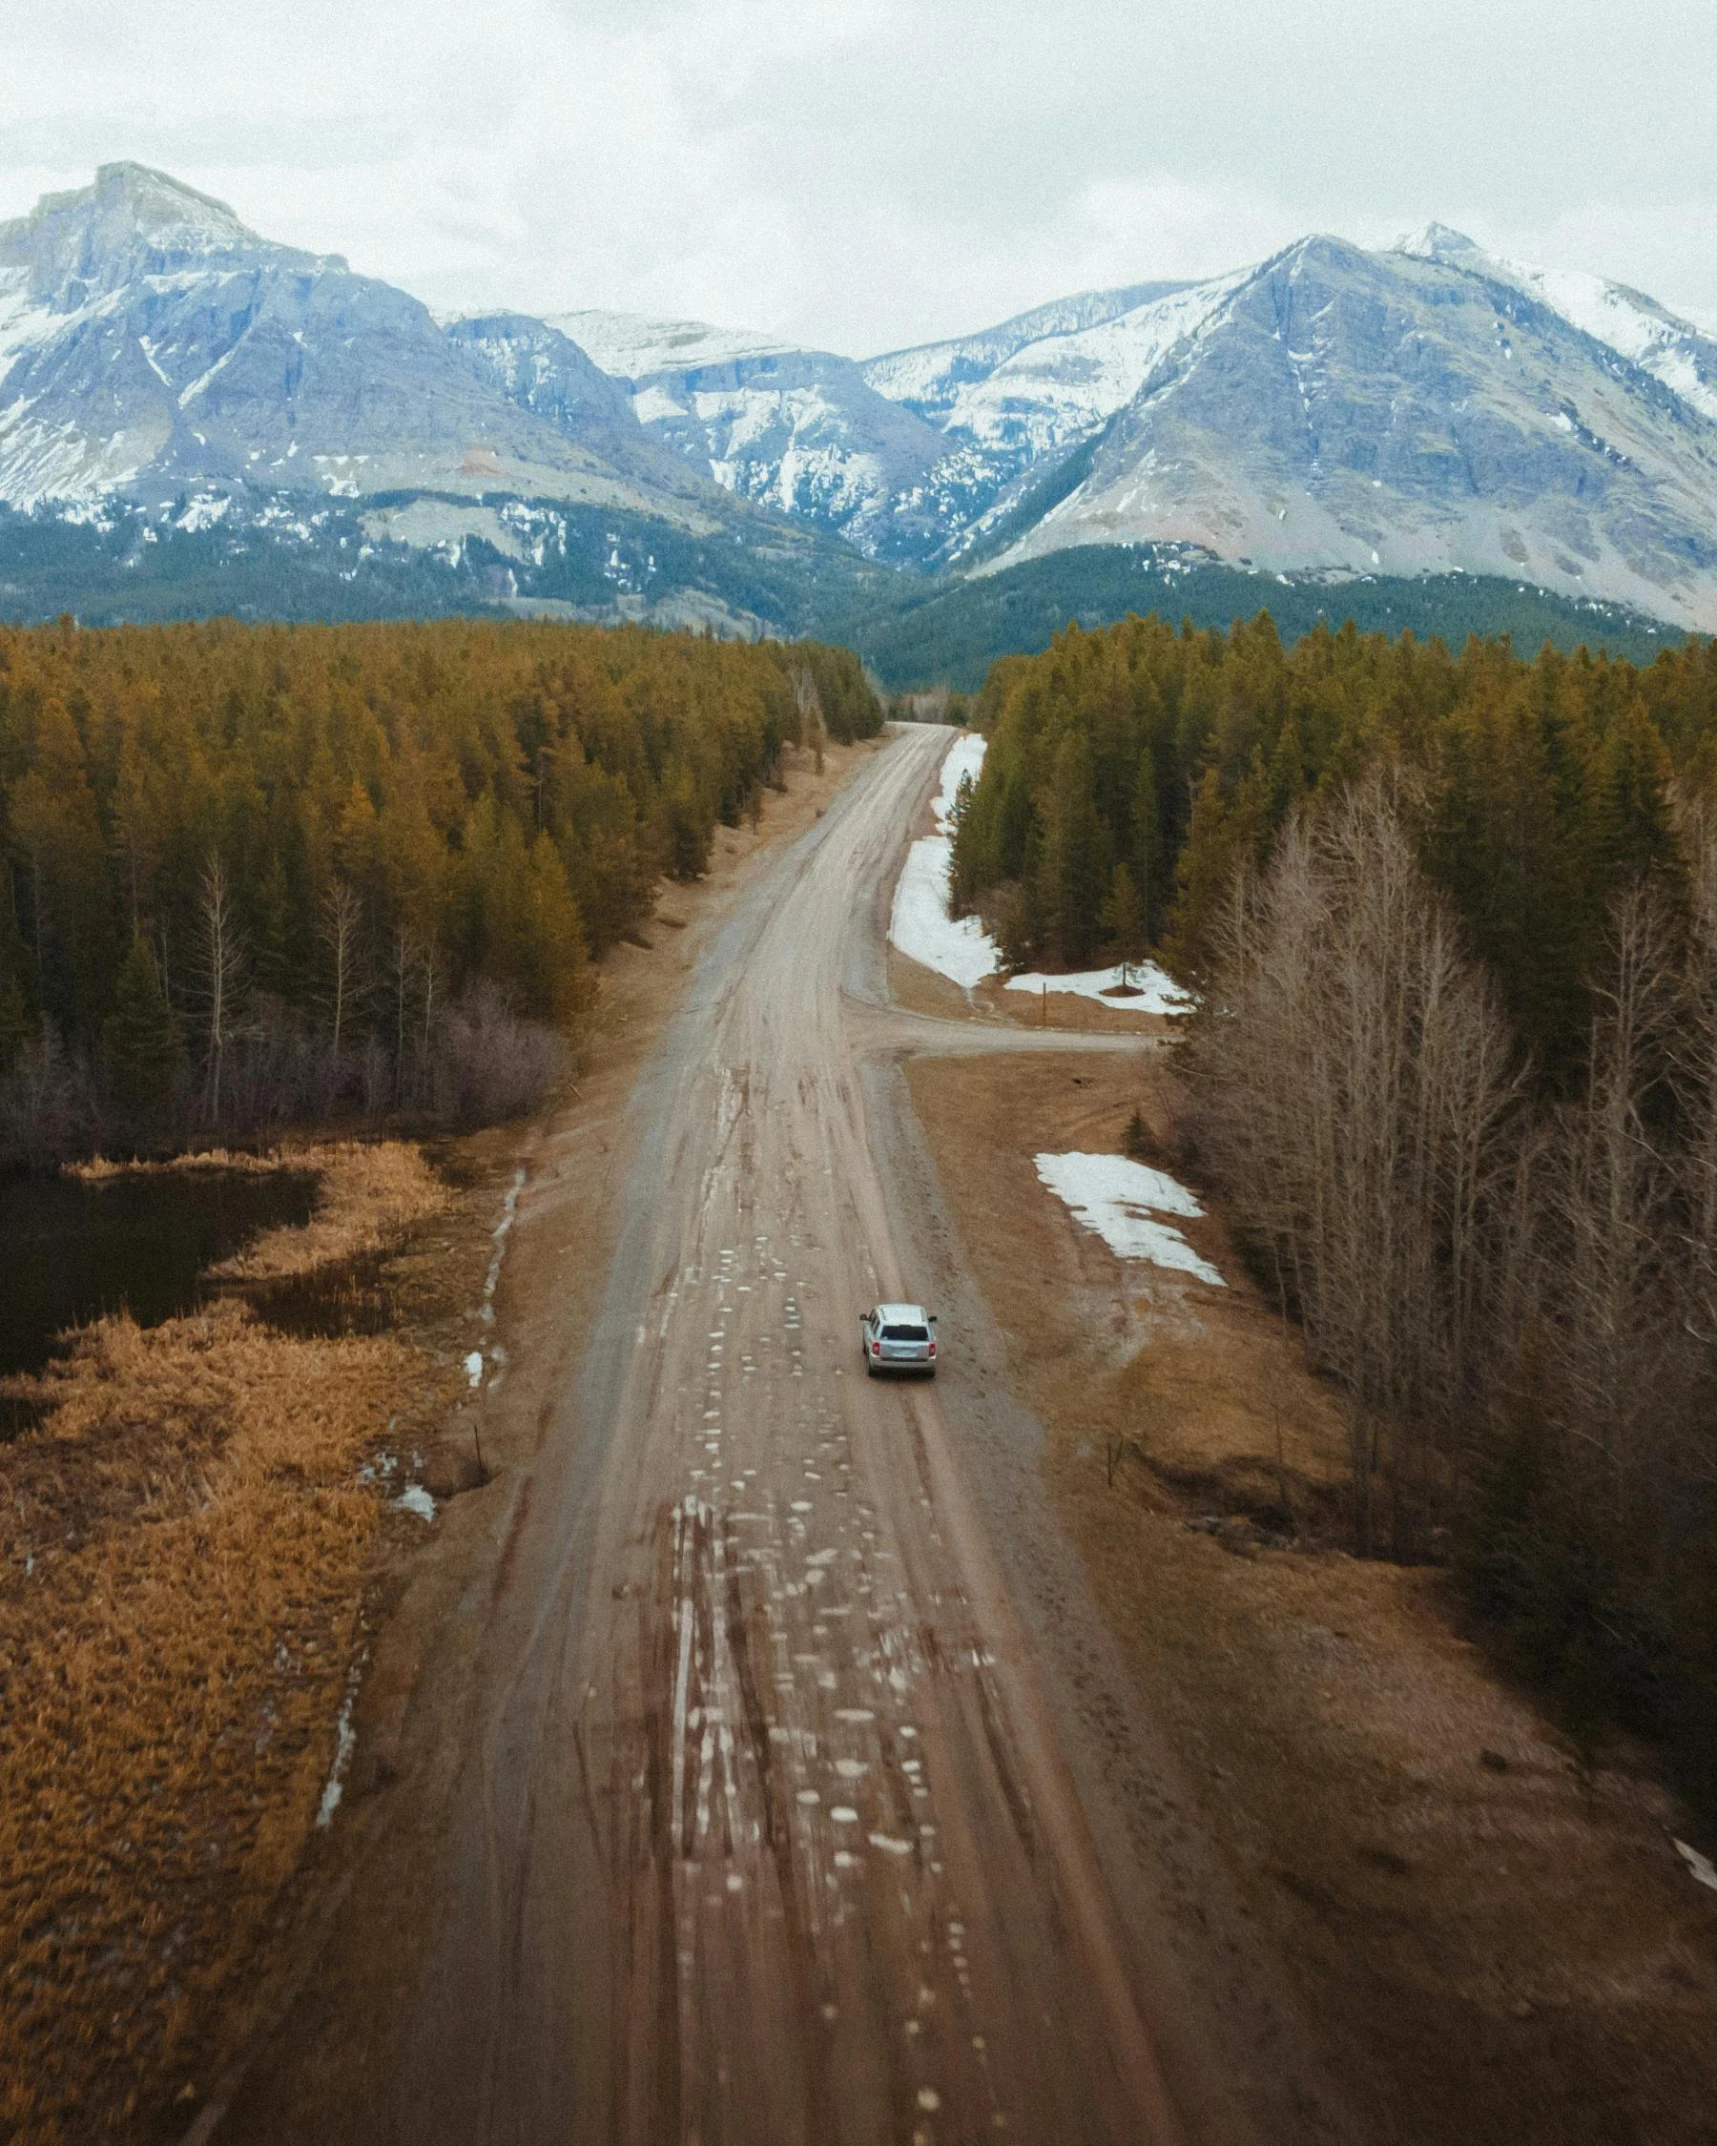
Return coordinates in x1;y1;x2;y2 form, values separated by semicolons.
952;611;1717;1805
0;618;878;1157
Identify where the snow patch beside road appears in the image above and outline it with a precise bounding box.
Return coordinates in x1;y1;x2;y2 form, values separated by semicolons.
889;732;1193;1014
1005;963;1192;1015
1034;1151;1225;1285
888;733;1003;988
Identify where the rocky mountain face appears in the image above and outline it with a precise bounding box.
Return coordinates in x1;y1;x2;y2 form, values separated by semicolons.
569;233;1717;632
553;310;954;566
561;281;1222;570
1398;224;1717;428
978;235;1717;630
0;162;726;524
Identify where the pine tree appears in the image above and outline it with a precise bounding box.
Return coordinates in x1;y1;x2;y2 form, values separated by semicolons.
1101;863;1149;987
1040;730;1109;965
1160;764;1266;982
1131;747;1163;931
1590;694;1678;893
103;935;179;1113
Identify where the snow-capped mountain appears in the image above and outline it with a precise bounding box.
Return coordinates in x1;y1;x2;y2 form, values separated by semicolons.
555;233;1717;628
1397;223;1717;428
861;281;1188;423
0;162;722;521
975;234;1717;630
552;309;952;565
559;284;1230;569
5;165;1717;636
865;276;1253;561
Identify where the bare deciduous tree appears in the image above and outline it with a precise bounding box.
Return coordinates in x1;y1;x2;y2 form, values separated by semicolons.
187;854;249;1123
1190;776;1521;1554
789;665;826;775
317;879;366;1064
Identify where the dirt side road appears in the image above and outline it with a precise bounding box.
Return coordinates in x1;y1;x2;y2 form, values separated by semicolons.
224;727;1276;2145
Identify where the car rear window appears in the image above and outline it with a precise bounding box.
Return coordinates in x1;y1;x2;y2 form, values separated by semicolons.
882;1324;929;1341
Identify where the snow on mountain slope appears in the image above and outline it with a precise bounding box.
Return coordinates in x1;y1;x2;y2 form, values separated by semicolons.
10;165;1717;634
548;309;796;382
444;312;715;505
862;281;1186;418
927;273;1247;486
1398;224;1717;426
555;312;953;563
986;235;1717;632
0;165;727;522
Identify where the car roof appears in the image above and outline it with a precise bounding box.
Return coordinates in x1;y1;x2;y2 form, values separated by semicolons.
875;1302;931;1321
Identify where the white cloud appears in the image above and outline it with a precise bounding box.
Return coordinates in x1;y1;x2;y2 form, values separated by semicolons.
1;0;1712;355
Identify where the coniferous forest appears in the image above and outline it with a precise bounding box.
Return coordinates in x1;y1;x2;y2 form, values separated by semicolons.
953;613;1717;1808
0;618;879;1158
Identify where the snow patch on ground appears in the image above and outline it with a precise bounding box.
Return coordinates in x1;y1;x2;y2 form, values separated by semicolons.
932;732;986;832
888;732;1195;1010
1005;963;1192;1015
1675;1838;1717;1893
1034;1151;1224;1285
314;1659;364;1828
888;733;1003;988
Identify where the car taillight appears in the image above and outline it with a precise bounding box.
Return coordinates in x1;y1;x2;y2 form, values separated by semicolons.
927;1342;936;1357
871;1341;881;1355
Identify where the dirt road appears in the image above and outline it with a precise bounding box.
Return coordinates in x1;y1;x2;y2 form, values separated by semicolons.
243;727;1214;2145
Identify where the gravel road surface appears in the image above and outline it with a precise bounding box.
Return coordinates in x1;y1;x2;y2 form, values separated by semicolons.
256;726;1238;2146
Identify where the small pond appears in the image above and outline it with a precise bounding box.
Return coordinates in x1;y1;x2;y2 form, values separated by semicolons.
0;1167;320;1385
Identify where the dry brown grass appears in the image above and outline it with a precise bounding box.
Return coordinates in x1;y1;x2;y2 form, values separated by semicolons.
0;1253;458;2140
207;1143;447;1282
66;1149;292;1182
68;1142;449;1286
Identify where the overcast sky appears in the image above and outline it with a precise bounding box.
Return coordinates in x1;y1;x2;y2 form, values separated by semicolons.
2;0;1713;354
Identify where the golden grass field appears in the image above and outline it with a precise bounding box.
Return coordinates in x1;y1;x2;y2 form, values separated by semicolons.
1;1146;461;2143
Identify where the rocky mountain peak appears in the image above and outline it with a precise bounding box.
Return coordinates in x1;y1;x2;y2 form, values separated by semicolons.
0;162;322;310
1396;222;1491;270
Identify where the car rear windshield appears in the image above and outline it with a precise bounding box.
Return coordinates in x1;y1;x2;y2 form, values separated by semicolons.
882;1324;929;1341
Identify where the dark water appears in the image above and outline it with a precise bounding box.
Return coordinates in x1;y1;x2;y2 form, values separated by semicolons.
0;1167;319;1381
246;1254;398;1342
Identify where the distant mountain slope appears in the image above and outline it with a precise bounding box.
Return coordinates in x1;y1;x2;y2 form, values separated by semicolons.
549;310;798;379
0;163;725;522
861;280;1188;422
549;308;953;565
559;236;1717;631
4;165;1715;645
838;543;1686;692
978;236;1717;632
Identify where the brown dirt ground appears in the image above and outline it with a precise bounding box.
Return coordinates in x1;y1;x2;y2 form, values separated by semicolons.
904;1037;1717;2146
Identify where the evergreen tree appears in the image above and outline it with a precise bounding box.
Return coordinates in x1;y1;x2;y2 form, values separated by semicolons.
1160;765;1266;981
1130;747;1163;931
1590;695;1678;893
1101;863;1149;986
1039;730;1109;964
102;935;179;1113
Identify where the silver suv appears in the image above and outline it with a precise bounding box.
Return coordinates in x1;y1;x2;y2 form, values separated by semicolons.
860;1303;939;1377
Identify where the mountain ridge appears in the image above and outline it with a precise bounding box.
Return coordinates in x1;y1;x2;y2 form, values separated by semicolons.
2;165;1714;636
